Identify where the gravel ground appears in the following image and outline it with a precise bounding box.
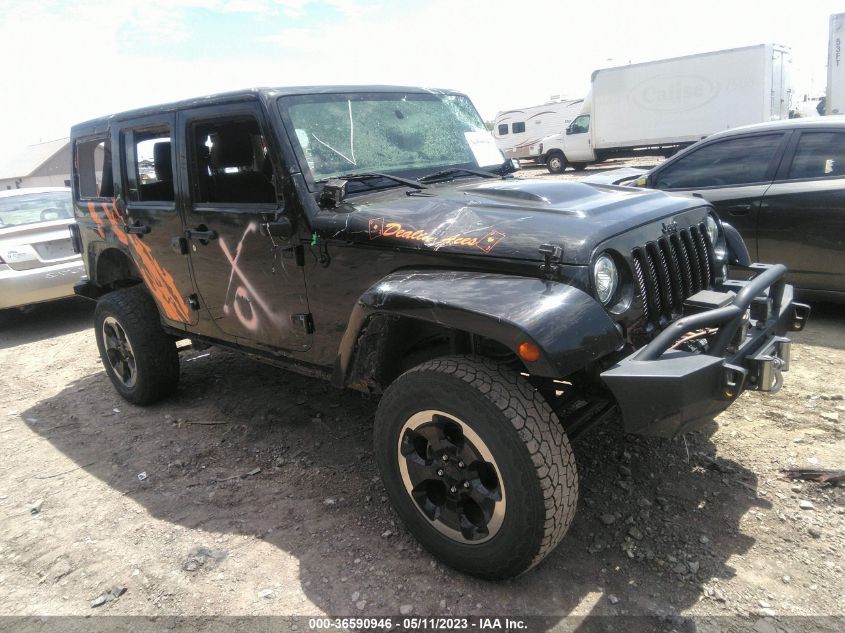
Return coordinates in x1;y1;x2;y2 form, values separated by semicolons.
0;164;843;631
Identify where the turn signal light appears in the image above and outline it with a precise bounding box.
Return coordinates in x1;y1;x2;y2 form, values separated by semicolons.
518;342;541;362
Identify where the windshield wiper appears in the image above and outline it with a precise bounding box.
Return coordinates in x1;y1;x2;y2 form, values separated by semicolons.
318;173;426;208
417;168;497;184
325;173;426;190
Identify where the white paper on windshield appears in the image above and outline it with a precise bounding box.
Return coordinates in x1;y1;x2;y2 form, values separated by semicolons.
464;131;504;167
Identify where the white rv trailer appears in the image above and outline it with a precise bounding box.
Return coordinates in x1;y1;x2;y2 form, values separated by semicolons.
492;99;583;160
828;13;845;115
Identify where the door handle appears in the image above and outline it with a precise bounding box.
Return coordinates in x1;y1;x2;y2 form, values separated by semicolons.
122;222;151;235
728;204;753;216
185;228;218;241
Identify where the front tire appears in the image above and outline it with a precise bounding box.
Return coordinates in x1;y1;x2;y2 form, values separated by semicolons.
374;356;578;578
546;152;567;174
94;286;179;405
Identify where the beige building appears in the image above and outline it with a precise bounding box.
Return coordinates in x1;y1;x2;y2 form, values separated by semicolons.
0;138;72;190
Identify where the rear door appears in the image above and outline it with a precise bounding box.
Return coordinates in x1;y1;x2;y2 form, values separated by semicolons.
116;115;197;328
177;103;311;351
648;132;790;259
758;129;845;292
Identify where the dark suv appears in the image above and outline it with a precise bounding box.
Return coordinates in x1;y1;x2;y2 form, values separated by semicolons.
69;86;808;579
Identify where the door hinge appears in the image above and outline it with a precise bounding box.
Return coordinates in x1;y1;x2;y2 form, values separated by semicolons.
171;236;189;255
186;294;201;311
292;313;314;334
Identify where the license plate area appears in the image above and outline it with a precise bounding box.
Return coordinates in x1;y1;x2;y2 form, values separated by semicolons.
34;239;75;261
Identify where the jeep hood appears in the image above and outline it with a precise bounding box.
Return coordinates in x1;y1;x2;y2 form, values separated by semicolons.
328;178;706;265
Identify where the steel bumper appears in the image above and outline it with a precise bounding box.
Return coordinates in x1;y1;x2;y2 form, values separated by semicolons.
601;263;811;437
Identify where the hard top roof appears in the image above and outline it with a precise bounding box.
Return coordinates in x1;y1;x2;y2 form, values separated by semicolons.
71;85;463;134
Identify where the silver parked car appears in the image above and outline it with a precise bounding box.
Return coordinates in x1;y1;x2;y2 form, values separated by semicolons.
0;187;84;312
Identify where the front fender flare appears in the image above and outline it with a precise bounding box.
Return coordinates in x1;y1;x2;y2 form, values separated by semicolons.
332;270;624;388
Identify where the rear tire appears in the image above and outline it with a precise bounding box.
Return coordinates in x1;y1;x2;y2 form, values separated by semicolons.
571;163;587;171
374;356;578;579
94;285;179;405
546;152;567;174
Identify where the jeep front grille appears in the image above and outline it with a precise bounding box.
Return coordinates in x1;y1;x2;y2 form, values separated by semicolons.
632;223;715;326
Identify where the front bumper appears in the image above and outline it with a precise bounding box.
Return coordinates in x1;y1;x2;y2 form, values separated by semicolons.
0;260;86;310
601;263;810;437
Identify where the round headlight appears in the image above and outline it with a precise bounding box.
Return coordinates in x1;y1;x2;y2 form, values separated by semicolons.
593;254;619;305
704;215;720;245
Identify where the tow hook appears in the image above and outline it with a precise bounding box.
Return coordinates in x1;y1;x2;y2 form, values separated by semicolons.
749;337;791;393
721;364;748;400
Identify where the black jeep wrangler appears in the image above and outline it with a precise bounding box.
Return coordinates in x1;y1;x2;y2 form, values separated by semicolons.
69;86;809;579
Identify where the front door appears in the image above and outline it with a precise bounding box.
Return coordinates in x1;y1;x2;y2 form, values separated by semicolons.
563;114;595;162
116;115;197;328
177;104;311;351
758;129;845;292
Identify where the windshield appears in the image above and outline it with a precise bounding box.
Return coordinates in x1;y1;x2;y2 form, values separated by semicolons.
279;92;502;184
0;191;73;228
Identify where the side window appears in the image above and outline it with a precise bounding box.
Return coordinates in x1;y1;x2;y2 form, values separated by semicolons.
189;117;276;205
568;115;590;134
512;122;526;134
75;137;113;199
125;129;174;202
787;132;845;180
497;123;509;136
654;134;783;189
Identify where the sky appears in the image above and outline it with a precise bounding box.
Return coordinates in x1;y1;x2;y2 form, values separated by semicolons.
0;0;841;160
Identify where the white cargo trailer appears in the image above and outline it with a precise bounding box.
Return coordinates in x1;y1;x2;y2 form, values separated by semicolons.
538;44;793;172
492;99;583;160
828;13;844;115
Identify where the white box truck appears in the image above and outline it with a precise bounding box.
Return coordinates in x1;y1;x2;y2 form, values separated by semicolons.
827;13;844;115
538;44;792;173
492;99;583;160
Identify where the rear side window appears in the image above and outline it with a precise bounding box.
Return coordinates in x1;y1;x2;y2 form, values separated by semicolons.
75;137;113;199
787;132;845;179
654;134;783;189
512;122;526;134
122;128;175;203
497;124;508;136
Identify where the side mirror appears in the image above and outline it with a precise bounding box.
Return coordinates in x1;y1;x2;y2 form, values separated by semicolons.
319;178;348;208
565;127;573;136
262;216;293;239
500;158;521;175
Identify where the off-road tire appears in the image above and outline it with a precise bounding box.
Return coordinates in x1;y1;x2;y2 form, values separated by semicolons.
546;152;567;174
94;285;179;405
374;355;578;579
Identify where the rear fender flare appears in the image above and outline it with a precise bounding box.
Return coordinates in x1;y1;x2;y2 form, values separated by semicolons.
332;270;624;390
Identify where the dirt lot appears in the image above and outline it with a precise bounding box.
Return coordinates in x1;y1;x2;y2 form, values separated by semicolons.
1;165;843;632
